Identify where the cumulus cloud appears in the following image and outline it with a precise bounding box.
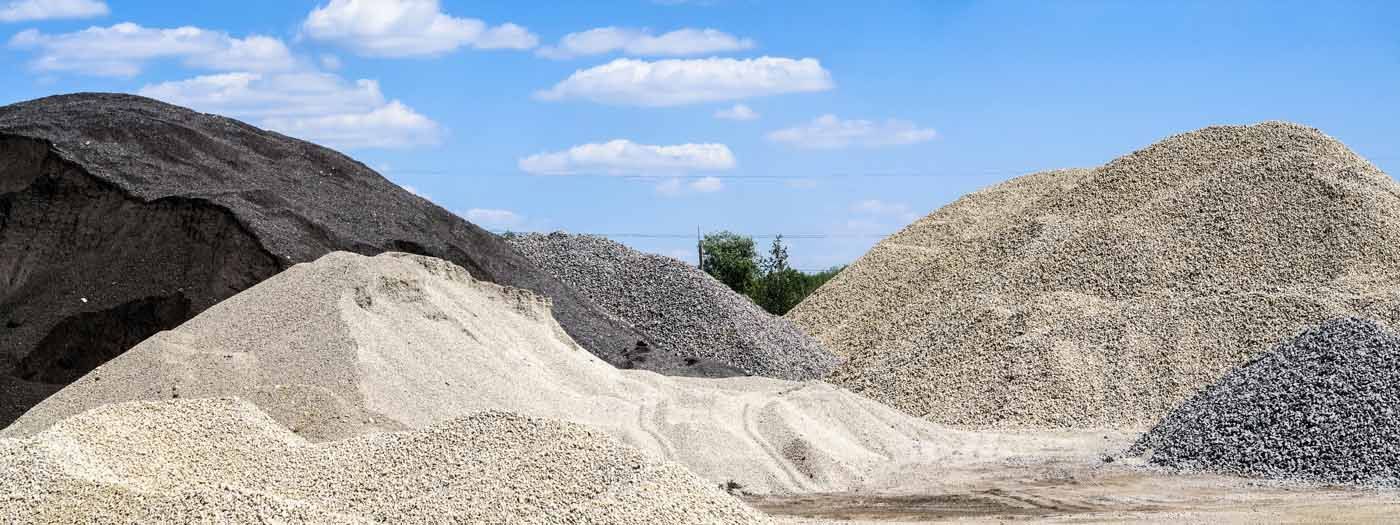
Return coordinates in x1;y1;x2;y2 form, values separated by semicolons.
518;139;735;176
537;27;753;59
535;56;832;107
0;0;107;22
8;23;295;77
302;0;536;57
767;114;937;149
714;103;758;121
853;199;919;223
139;72;442;150
463;208;524;229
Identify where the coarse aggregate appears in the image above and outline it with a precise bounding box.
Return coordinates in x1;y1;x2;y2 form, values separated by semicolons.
789;122;1400;427
1131;318;1400;486
508;232;840;380
0;397;768;524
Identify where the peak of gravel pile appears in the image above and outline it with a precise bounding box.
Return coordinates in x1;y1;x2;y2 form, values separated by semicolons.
1131;318;1400;486
0;397;766;524
6;251;1058;495
507;232;839;380
790;121;1400;427
0;93;731;427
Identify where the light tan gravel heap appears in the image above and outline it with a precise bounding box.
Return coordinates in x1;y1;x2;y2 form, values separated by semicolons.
0;397;767;524
3;251;1066;495
789;121;1400;428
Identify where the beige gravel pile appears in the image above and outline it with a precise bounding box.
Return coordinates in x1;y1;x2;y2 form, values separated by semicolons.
0;397;766;524
789;121;1400;428
4;251;1059;495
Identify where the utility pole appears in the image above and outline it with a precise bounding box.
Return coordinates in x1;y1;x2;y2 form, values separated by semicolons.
696;226;704;269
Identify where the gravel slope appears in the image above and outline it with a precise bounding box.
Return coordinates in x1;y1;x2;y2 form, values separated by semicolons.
5;251;1075;495
0;93;732;427
0;397;767;524
508;233;840;380
1131;318;1400;486
789;122;1400;428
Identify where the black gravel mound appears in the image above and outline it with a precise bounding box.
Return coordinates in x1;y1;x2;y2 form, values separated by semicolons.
1131;317;1400;486
0;93;737;426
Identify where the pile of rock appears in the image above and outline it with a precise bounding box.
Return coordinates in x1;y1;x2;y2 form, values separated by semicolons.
509;233;839;381
1132;318;1400;486
790;122;1400;427
0;398;766;523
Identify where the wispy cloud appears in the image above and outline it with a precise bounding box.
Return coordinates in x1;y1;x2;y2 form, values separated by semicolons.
0;0;107;23
714;103;759;121
768;115;937;149
518;139;735;175
535;56;832;107
462;208;525;229
852;199;920;223
537;27;753;59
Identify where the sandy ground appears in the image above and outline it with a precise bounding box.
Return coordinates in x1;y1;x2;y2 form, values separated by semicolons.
751;428;1400;523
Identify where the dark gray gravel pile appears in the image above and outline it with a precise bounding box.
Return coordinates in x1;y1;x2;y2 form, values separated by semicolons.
508;232;840;381
1131;318;1400;486
0;93;734;427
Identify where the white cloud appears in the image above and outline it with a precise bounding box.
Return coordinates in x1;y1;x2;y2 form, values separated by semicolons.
768;114;937;149
463;208;524;229
8;23;295;77
139;72;442;150
714;103;758;121
537;27;753;59
535;56;832;107
320;54;342;70
519;139;735;176
302;0;536;57
853;199;919;223
0;0;107;22
689;176;724;192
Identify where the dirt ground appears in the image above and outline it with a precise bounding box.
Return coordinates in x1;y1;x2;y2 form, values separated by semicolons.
747;429;1400;524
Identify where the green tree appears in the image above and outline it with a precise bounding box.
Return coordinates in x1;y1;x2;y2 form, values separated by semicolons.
700;232;845;316
748;235;808;315
700;231;758;294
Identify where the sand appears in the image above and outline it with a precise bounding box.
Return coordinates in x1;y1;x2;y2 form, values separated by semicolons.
4;251;1089;495
789;121;1400;428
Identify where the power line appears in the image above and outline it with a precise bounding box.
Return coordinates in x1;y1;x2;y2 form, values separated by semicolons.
490;231;893;239
388;168;1045;180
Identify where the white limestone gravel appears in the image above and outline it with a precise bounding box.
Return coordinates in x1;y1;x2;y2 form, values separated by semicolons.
789;121;1400;428
4;251;1070;496
507;232;840;380
0;397;768;524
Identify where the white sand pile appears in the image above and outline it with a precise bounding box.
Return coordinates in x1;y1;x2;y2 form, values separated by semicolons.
789;121;1400;428
4;251;1059;494
0;397;766;523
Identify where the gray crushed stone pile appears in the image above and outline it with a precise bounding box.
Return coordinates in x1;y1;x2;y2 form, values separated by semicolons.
789;121;1400;428
1131;318;1400;486
508;232;840;381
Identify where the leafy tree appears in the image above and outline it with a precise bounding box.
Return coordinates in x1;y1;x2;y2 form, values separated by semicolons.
747;236;801;314
700;231;759;294
700;232;846;315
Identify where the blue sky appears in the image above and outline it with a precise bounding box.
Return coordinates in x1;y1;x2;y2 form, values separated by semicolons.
3;0;1398;270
